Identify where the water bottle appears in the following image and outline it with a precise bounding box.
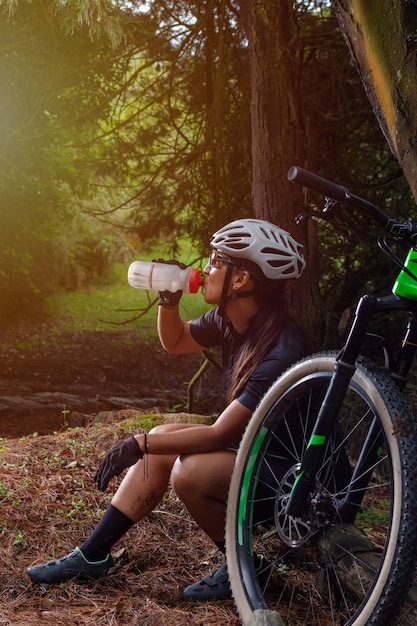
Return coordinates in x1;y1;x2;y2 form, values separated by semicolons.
128;260;203;294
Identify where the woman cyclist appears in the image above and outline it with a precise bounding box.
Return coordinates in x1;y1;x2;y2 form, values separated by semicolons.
26;218;310;602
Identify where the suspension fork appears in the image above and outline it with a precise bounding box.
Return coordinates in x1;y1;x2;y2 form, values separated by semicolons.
285;294;413;519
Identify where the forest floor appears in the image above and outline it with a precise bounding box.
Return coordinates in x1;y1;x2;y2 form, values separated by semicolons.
0;320;224;438
3;320;417;626
0;321;238;626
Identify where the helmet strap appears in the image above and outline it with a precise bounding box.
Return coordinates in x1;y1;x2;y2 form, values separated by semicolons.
227;290;256;301
218;264;256;316
218;264;234;316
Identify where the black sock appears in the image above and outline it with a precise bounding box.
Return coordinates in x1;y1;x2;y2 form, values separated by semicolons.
214;540;226;555
79;504;135;561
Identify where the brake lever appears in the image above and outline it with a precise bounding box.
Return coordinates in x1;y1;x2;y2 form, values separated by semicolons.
296;197;342;225
295;210;321;224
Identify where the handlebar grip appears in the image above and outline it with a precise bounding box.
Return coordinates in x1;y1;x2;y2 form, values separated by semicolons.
288;166;348;202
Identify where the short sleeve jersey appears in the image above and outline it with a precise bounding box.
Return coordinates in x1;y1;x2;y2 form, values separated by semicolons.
190;307;310;412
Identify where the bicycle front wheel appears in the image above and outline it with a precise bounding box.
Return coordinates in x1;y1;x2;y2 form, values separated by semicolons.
226;353;417;626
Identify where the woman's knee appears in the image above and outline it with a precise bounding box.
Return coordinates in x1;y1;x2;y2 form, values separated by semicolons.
149;423;180;436
171;451;235;502
171;454;200;499
149;422;198;437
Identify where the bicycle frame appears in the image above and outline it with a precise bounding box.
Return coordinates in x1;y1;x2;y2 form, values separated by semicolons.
227;167;417;626
285;167;417;520
287;294;417;522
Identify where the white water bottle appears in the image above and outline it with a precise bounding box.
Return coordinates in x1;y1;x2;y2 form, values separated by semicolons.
128;260;203;294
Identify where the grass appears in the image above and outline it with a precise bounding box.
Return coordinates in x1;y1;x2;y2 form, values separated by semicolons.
0;241;208;350
45;239;208;338
46;262;207;337
0;235;211;351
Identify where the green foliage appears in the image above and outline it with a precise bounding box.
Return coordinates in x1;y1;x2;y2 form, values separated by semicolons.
1;0;414;349
0;0;250;325
47;259;208;335
0;1;144;323
84;0;253;254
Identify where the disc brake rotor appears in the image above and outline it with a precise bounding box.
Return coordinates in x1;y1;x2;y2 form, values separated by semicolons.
274;463;317;547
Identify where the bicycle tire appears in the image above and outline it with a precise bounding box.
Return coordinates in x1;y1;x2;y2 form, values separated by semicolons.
226;352;417;626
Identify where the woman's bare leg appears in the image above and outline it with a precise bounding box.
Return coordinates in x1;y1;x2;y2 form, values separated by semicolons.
111;422;200;522
26;423;204;584
171;450;236;542
173;450;237;601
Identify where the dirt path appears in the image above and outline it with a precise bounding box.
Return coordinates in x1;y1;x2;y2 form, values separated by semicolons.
0;324;223;437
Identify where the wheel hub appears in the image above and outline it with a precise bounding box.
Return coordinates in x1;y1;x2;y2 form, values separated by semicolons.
274;463;317;547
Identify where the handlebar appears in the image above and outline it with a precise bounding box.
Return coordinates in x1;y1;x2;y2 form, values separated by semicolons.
288;166;417;240
288;166;349;203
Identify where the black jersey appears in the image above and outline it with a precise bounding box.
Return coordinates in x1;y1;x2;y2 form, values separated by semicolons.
190;307;310;412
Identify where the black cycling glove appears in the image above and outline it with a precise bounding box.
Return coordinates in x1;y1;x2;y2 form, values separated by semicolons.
152;258;187;308
158;289;183;307
94;435;143;491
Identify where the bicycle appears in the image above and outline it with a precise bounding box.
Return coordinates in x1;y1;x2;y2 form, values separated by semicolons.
225;166;417;626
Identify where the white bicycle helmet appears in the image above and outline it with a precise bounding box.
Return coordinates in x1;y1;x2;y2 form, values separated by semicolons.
211;218;305;280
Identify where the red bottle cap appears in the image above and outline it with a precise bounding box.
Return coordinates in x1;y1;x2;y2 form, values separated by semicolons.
188;268;203;293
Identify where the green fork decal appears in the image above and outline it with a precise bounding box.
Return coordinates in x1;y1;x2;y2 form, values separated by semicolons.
237;426;268;547
291;468;305;491
307;433;326;449
289;434;326;494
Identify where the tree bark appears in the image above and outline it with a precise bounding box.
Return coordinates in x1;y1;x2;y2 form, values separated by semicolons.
332;0;417;199
238;0;320;340
239;0;304;223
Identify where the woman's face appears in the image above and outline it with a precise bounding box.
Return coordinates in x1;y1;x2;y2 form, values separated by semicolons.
202;249;234;304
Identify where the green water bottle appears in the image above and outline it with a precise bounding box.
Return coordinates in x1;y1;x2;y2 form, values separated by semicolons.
392;249;417;300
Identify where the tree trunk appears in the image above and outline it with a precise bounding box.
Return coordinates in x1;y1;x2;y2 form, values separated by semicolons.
239;0;303;222
238;0;321;341
332;0;417;200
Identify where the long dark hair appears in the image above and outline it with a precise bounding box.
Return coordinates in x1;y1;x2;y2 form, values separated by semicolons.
227;276;289;403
